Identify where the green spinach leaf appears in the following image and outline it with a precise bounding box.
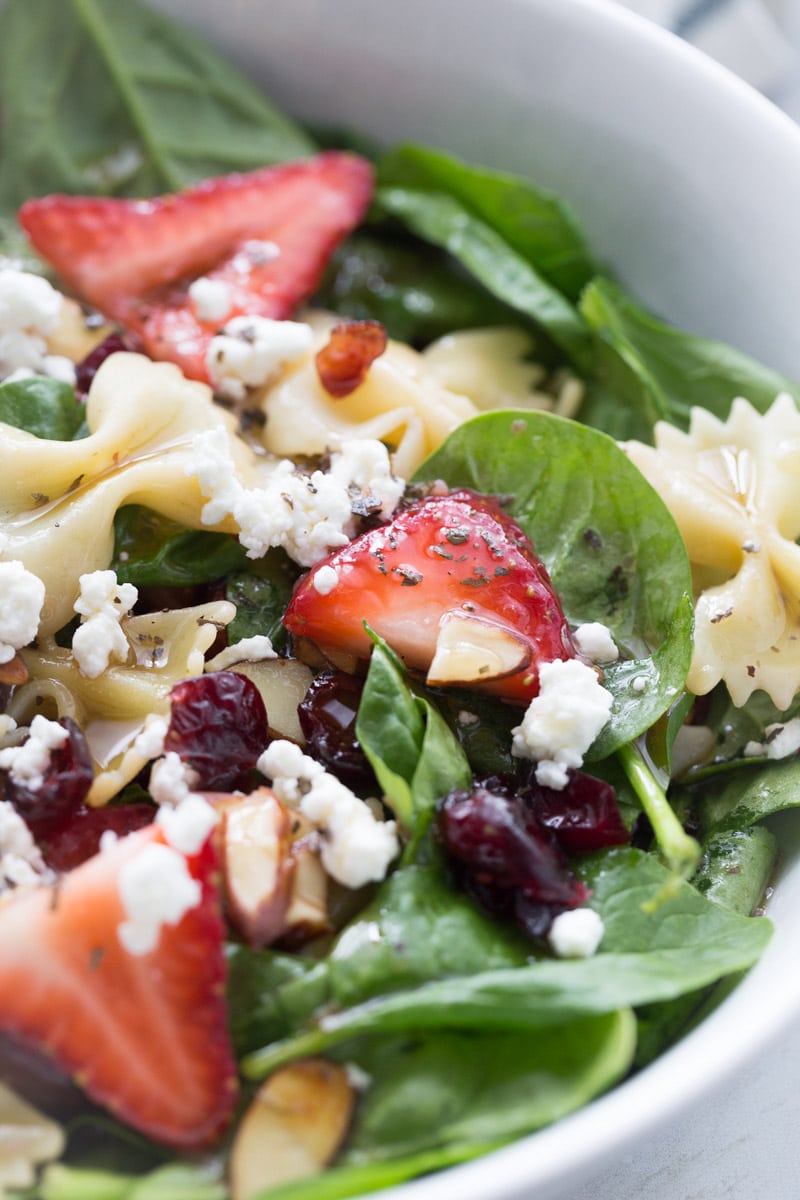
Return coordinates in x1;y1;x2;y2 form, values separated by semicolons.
0;375;84;440
0;0;314;213
376;187;591;369
356;639;471;838
414;410;694;754
243;848;770;1075
339;1011;634;1164
580;278;800;433
112;506;247;587
379;144;598;302
38;1160;226;1200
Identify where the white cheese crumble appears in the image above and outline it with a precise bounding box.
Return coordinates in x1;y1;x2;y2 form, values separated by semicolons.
71;570;138;679
0;561;45;664
148;751;194;808
312;565;339;595
572;621;619;664
206;316;314;402
0;716;69;791
131;714;169;761
0;800;53;892
206;634;277;672
117;841;202;956
156;793;218;856
188;276;233;324
257;739;399;888
744;717;800;761
548;907;605;958
187;432;405;568
511;658;614;790
630;675;648;694
0;270;64;383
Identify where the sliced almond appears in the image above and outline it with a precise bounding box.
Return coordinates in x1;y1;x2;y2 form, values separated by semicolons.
229;1059;355;1200
222;788;294;947
426;612;531;686
0;654;30;687
232;658;314;744
282;838;331;947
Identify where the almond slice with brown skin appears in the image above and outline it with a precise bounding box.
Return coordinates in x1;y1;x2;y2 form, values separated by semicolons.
221;788;294;947
427;612;531;687
229;1059;355;1200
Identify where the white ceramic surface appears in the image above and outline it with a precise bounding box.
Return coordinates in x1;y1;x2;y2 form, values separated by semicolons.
146;1;800;1196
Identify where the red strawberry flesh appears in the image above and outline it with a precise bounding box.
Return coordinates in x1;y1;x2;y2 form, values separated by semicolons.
18;152;374;383
0;826;237;1148
284;488;578;703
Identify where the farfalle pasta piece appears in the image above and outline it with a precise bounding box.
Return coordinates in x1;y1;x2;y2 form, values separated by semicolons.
624;393;800;707
0;352;254;636
11;600;235;805
258;315;477;477
421;326;584;418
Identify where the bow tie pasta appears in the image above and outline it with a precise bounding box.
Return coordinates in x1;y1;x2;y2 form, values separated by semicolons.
623;394;800;708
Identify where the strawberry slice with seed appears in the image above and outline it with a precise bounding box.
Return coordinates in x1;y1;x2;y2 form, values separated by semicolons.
0;826;237;1148
18;152;373;383
284;488;579;703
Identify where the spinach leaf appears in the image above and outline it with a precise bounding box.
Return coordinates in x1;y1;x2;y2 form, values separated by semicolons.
379;144;599;302
38;1160;226;1200
0;0;314;213
243;848;770;1075
340;1011;634;1165
699;757;800;835
0;375;84;440
414;410;694;754
225;552;299;652
376;187;591;369
112;506;247;587
232;861;530;1053
317;231;516;346
580;278;800;433
356;639;471;838
635;823;776;1067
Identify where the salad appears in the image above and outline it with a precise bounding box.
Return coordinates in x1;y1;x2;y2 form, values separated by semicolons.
1;1;799;1198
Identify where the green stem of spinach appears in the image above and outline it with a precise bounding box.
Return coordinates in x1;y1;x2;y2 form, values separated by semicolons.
617;739;700;899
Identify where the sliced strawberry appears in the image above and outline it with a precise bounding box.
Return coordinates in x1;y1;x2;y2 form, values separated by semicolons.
0;826;237;1148
18;152;373;382
284;489;579;703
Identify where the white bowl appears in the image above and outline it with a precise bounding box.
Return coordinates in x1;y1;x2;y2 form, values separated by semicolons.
95;1;800;1195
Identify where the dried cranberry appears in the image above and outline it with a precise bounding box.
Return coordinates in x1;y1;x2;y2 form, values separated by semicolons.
297;671;376;790
437;785;588;909
2;718;93;834
522;770;630;854
74;331;139;400
164;672;268;791
40;803;155;873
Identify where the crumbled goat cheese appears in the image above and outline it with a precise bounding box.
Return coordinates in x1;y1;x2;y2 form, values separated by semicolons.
0;269;65;382
573;622;619;664
206;315;314;402
257;739;399;888
511;658;613;790
117;842;201;956
0;561;45;664
42;354;77;386
0;716;69;791
548;907;605;959
630;676;648;694
188;276;233;324
313;565;339;595
187;432;405;568
206;634;277;671
0;800;53;892
148;752;194;808
71;570;138;679
744;717;800;761
156;793;218;856
132;714;169;761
